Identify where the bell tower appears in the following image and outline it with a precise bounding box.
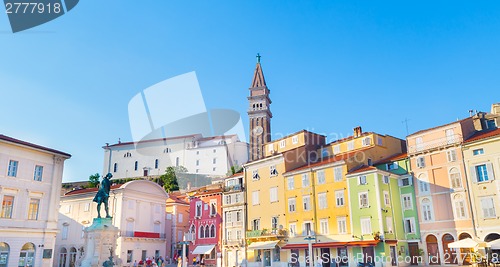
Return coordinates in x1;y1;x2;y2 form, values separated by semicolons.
248;54;272;161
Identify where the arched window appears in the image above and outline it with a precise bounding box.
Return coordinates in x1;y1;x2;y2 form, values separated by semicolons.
0;242;10;267
199;225;205;238
59;247;67;267
155;159;159;169
134;161;138;171
210;224;216;238
453;194;467;219
418;173;429;194
164;148;171;153
19;243;35;267
204;225;210;238
69;247;77;266
421;198;433;221
113;163;118;173
449;168;462;189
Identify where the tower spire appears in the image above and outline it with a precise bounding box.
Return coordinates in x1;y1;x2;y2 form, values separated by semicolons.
251;54;266;88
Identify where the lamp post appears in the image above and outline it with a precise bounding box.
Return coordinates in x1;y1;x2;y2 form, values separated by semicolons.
304;236;315;267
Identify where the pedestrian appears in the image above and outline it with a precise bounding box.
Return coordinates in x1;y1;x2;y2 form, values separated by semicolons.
133;260;138;267
193;257;197;266
177;257;183;267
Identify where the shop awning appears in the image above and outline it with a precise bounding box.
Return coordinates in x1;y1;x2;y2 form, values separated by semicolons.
192;245;215;255
281;243;309;250
347;240;380;247
248;241;279;250
314;242;349;248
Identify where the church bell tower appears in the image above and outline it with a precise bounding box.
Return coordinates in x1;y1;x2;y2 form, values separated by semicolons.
248;54;272;161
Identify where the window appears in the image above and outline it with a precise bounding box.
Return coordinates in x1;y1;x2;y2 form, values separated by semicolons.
199;225;205;238
225;195;231;205
387;162;398;170
303;222;312;236
449;168;462;188
127;250;133;263
164;148;171;153
334;166;343;181
134;161;138;171
252;191;260;205
359;192;369;208
210;201;217;216
320;219;329;234
383;175;389;184
402;194;413;210
453;195;467;219
480;197;496;218
210;224;215;238
360;218;372;235
337;217;347;234
175;157;179;167
62;225;69;240
287;177;295;190
418;174;430;194
205;225;210;238
279;140;286;148
28;199;40;220
415;137;423;151
226;229;232;240
225;211;233;223
7;160;18;177
386;217;393;233
236;230;242;240
213;149;217;153
421;198;433;221
322;148;329;157
270;187;278;203
113;163;118;172
302;174;310;187
383;191;390;206
399;176;411;186
1;196;14;218
272;217;279;229
377;137;383;146
359;175;367;185
404;218;415;233
288;198;296;212
335;190;345;207
235;194;241;203
195;202;202;217
252;170;260;180
318;193;327;209
213;167;216;172
289;223;297;237
333;145;340;154
317;170;325;184
362;137;371;146
473;149;484;156
270;165;278;176
292;135;299;144
155;159;159;169
347;141;354;151
447;150;457;162
34;165;43;181
416;157;425;168
252;219;260;230
213;158;217;164
196;160;200;166
268;144;274;152
475;164;491;182
303;195;311;211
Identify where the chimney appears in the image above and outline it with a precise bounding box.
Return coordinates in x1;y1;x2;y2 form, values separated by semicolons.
492;103;500;115
353;126;362;138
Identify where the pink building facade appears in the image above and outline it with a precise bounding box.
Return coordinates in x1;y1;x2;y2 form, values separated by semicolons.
187;185;223;267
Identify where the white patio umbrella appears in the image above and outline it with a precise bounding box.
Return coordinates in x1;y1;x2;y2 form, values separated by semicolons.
448;238;479;249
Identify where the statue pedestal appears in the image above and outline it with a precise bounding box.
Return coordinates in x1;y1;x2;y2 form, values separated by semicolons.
77;218;120;267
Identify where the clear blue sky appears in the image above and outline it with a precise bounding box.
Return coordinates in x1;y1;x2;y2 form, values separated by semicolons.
1;1;499;182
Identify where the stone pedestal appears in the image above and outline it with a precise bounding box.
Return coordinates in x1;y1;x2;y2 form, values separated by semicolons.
77;218;121;267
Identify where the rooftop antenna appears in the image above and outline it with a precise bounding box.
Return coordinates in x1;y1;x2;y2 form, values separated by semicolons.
402;118;410;136
469;110;474;117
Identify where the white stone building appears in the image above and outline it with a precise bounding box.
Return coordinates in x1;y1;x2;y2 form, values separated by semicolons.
221;173;246;267
102;134;248;179
0;134;71;267
55;180;168;267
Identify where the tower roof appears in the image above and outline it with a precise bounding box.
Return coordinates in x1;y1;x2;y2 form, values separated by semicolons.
251;54;267;88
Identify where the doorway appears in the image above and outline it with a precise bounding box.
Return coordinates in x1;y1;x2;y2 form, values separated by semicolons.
459;233;473;265
442;234;456;264
426;235;440;265
362;247;374;265
408;242;420;265
389;246;397;266
320;248;330;267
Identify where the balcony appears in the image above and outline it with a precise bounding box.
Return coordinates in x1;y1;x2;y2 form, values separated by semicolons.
223;238;246;246
224;184;243;192
184;232;195;242
246;228;287;238
408;134;463;155
225;221;243;227
121;231;165;239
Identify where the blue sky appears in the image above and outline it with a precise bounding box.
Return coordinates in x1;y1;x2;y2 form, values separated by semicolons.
1;1;499;182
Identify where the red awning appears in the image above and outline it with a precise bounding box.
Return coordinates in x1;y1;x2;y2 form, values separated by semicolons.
281;243;308;250
347;240;380;247
313;242;349;248
384;240;398;245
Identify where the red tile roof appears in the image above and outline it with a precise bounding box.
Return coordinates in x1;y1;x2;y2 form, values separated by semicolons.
374;152;408;165
407;117;471;137
284;148;371;175
326;132;374;145
347;165;378;175
0;134;71;157
465;128;500;143
65;184;122;196
167;194;190;205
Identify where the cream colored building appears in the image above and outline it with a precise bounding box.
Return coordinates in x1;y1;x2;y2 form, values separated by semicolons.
55;180;168;267
0;134;71;267
222;173;245;267
463;127;500;243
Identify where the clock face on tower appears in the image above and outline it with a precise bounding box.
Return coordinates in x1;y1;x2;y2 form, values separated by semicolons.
252;126;263;136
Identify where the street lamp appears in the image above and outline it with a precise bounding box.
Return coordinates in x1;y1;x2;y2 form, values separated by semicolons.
304;235;315;267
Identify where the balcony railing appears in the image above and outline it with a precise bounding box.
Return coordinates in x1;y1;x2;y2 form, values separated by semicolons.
121;231;165;239
224;184;243;192
246;228;287;238
223;238;246;246
408;134;463;154
225;221;243;227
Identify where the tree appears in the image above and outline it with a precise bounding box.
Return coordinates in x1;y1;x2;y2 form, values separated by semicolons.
161;166;180;192
88;173;100;188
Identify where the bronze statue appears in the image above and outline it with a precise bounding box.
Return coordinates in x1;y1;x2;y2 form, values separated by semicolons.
93;173;112;218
